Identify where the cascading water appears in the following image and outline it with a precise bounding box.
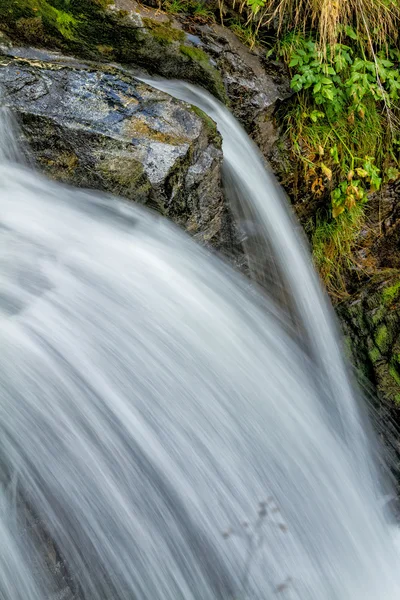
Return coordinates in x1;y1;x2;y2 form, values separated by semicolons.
0;82;399;600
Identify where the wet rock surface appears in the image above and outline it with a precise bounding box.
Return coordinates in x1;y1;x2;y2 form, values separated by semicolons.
170;18;291;152
0;0;291;155
339;272;400;404
115;0;291;154
0;51;236;252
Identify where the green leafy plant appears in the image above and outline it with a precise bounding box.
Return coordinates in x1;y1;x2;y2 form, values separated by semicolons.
275;30;400;295
288;39;400;118
310;203;365;297
192;2;214;20
246;0;266;16
281;35;398;220
163;0;189;13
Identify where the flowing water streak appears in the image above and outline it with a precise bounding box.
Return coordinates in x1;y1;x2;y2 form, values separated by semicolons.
139;78;373;458
0;92;399;600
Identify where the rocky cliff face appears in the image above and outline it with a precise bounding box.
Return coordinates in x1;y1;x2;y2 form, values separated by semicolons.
338;182;400;414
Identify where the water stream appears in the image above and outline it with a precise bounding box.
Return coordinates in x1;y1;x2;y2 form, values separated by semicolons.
0;85;399;599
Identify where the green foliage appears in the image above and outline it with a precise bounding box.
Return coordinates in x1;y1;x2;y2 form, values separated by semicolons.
310;203;365;296
288;38;400;118
246;0;266;16
163;0;189;14
277;31;400;293
283;91;388;216
221;0;400;51
229;20;258;47
162;0;214;19
191;2;214;19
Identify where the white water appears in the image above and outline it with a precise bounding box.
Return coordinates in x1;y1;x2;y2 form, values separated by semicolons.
0;86;399;600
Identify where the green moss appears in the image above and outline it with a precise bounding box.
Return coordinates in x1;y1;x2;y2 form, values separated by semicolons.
180;44;209;63
96;44;114;55
375;324;390;352
368;346;381;363
395;394;400;405
142;18;185;43
49;8;77;39
389;363;400;387
371;304;386;324
44;151;78;180
0;0;227;103
16;16;46;42
122;117;188;145
1;0;78;40
180;44;227;103
375;324;389;353
382;281;400;305
191;105;220;145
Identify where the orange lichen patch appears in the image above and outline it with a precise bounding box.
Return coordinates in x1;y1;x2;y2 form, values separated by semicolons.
123;117;189;145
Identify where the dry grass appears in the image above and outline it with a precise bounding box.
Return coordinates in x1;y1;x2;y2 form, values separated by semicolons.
238;0;400;52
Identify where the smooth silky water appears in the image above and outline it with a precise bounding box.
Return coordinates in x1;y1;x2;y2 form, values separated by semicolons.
0;86;399;600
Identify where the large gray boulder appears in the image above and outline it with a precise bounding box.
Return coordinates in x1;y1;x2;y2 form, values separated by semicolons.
0;48;235;253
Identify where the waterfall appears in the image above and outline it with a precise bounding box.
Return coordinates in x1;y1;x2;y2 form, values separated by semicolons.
0;83;399;600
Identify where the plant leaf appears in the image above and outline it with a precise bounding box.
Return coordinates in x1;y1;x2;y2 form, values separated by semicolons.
332;205;345;218
321;163;332;180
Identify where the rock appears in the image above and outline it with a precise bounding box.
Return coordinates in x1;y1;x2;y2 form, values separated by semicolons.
0;0;229;103
338;272;400;412
363;181;400;271
192;23;291;154
0;50;236;252
0;0;291;156
336;181;400;406
129;2;292;155
338;271;400;485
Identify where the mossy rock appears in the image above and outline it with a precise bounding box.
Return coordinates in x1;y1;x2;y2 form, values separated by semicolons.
142;18;185;44
0;0;228;102
190;105;220;145
338;271;400;407
179;44;226;102
0;53;232;249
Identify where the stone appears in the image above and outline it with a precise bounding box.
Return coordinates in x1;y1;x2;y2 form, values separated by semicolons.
0;50;236;253
0;0;291;157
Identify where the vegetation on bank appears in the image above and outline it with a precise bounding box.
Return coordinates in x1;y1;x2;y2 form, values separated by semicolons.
154;0;400;297
278;31;400;297
237;0;399;296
